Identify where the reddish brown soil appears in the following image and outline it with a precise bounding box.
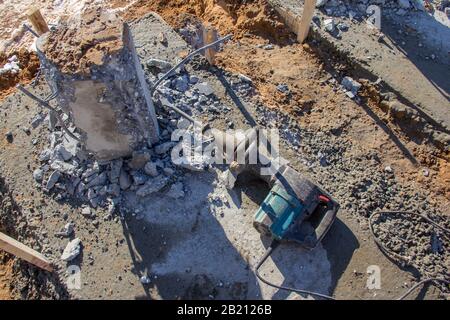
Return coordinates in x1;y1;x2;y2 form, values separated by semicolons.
0;50;39;101
41;7;124;76
0;252;14;300
120;0;292;44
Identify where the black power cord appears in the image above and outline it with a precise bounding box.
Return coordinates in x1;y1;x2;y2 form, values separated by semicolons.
255;211;450;300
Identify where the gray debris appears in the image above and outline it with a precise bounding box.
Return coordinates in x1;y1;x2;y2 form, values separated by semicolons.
177;118;191;129
398;0;411;9
119;169;132;190
155;142;176;155
174;75;189;92
31;113;45;128
341;76;362;98
136;175;169;197
61;238;82;262
86;171;108;188
39;149;52;162
144;162;159;177
129;151;151;170
133;172;148;185
316;0;328;7
62;136;79;158
324;18;336;33
163;167;174;176
276;84;289;94
109;159;123;184
50;160;78;176
106;184;121;197
262;44;274;50
55;144;73;161
146;58;172;71
58;222;74;237
46;170;61;190
195;82;214;96
81;206;92;217
189;75;199;84
140;275;151;284
238;74;252;83
33;168;44;182
166;182;185;199
337;22;349;32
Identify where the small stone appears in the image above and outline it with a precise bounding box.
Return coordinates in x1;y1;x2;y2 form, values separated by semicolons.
163;167;174;176
341;76;361;96
167;182;185;199
276;84;289;94
81;206;94;217
59;222;74;237
422;168;429;177
155;142;175;155
46;170;61;190
144;162;159;177
86;171;108;188
5;131;13;143
195;82;214;96
61;238;81;262
159;32;168;45
384;165;393;173
174;75;189;92
398;0;410;9
337;22;349;32
136;175;169;197
39;149;52;162
146;58;172;71
33;168;44;182
238;74;252;83
55;144;73;161
140;275;151;284
133;172;148;185
31;113;45;128
324;19;336;33
109;159;123;184
119;169;132;190
129;151;151;170
189;75;199;84
50;160;78;176
177;118;190;129
262;44;274;50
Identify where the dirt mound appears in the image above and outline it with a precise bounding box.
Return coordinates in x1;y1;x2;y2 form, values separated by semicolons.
120;0;293;43
0;253;14;300
0;50;39;101
41;7;124;76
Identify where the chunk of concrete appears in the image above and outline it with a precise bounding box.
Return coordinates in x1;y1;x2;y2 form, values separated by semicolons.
136;175;169;197
61;238;82;262
36;8;159;161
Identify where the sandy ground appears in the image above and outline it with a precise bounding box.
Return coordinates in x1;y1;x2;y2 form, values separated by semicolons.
0;0;448;300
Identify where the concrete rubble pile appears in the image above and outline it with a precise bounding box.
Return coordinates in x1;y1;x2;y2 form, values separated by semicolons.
30;9;245;214
36;7;159;161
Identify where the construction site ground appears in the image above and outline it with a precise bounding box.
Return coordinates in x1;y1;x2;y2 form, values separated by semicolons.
0;0;449;300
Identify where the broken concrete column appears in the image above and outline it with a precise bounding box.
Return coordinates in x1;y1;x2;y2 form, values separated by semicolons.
35;8;159;161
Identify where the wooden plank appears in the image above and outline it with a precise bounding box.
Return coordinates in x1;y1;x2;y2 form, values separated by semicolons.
297;0;317;43
202;25;218;65
0;232;53;272
26;7;49;36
